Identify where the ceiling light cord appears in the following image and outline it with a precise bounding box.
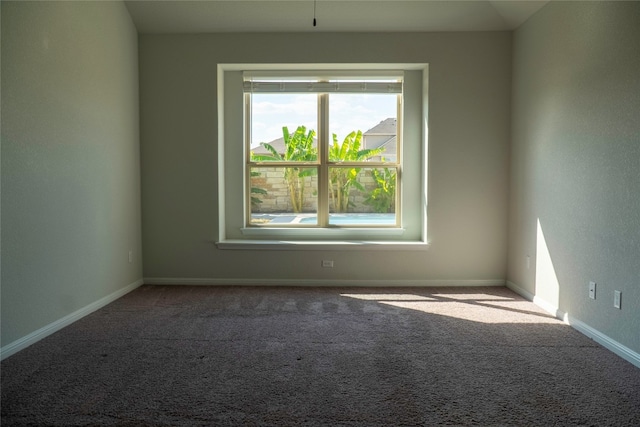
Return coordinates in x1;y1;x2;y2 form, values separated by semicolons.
313;0;317;27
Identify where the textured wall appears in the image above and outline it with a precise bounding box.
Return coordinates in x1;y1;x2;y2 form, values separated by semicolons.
509;2;640;353
1;1;142;347
139;32;511;283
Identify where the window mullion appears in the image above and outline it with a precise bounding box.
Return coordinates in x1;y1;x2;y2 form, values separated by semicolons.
317;93;329;227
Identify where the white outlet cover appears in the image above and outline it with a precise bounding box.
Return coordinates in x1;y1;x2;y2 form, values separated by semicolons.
589;281;596;299
614;290;621;309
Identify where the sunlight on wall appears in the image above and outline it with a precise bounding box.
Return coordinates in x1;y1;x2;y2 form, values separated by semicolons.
535;218;561;312
341;293;560;324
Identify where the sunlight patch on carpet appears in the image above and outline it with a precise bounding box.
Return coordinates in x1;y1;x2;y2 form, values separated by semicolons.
340;293;434;301
341;293;561;324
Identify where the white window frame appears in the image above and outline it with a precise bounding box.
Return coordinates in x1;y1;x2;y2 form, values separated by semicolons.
217;64;429;250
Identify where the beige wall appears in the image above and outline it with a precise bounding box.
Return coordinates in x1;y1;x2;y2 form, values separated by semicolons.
508;2;640;354
1;1;142;347
139;32;511;283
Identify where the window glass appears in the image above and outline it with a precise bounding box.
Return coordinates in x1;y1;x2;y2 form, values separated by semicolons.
328;166;398;225
249;166;318;225
250;93;317;160
329;93;398;164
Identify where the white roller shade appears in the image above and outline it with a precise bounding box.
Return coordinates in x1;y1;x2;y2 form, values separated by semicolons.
243;81;402;94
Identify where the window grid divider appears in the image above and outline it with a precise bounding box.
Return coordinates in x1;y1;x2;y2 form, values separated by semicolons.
317;93;330;227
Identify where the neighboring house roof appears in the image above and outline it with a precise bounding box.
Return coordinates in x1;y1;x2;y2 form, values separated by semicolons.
363;118;397;157
364;118;396;136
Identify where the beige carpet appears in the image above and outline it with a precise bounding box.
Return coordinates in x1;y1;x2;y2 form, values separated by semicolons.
2;285;639;426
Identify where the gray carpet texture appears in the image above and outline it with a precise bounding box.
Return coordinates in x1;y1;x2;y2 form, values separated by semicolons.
2;285;640;426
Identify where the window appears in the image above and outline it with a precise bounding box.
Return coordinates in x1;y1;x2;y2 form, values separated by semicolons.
218;64;428;248
246;74;401;228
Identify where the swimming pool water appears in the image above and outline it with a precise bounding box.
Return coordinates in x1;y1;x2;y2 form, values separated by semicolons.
299;213;395;225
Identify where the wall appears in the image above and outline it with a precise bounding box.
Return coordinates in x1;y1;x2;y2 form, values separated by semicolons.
1;1;142;349
509;2;640;355
139;32;511;283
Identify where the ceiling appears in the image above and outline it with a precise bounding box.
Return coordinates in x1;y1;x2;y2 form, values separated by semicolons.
125;0;550;34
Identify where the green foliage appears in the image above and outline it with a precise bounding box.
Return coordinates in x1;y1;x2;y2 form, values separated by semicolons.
251;126;317;213
329;131;385;212
364;167;396;213
250;126;389;214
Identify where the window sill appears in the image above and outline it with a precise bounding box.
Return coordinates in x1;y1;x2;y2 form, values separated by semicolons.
241;226;405;238
215;239;430;251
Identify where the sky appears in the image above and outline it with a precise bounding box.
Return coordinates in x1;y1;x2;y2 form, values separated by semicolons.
250;93;397;147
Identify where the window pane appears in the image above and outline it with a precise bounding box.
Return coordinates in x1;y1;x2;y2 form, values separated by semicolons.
328;166;397;226
250;93;317;162
249;166;318;225
329;93;398;164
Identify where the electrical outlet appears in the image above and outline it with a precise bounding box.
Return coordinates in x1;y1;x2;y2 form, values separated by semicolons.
614;290;621;309
128;250;133;263
321;260;334;268
589;281;596;300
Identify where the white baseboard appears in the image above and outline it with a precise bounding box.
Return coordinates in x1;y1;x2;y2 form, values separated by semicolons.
567;315;640;369
505;280;536;302
506;281;640;369
144;277;506;287
0;279;144;361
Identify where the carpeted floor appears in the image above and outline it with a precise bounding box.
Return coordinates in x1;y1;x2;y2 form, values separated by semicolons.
2;285;640;426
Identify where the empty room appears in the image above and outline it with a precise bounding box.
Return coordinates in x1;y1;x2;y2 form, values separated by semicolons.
1;0;639;425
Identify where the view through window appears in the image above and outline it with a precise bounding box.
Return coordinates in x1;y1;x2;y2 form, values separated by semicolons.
245;75;402;228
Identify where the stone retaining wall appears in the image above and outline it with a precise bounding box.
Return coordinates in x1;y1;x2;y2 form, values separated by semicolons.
251;167;381;213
